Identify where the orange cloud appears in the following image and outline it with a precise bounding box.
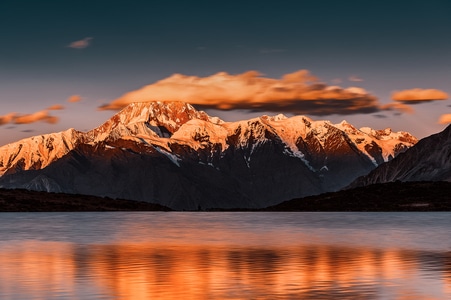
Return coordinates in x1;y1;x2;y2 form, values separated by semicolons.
67;95;82;103
47;104;65;110
380;102;415;114
438;114;451;124
99;70;382;116
392;88;448;103
68;37;93;49
0;113;17;125
13;110;59;125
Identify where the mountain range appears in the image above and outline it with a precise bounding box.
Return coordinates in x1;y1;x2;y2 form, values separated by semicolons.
0;101;418;210
351;124;451;187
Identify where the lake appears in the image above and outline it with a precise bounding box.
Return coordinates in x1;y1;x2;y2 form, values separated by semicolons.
0;212;450;299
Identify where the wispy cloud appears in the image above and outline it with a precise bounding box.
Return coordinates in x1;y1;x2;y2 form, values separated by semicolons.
47;104;65;110
438;114;451;124
372;114;388;119
67;95;82;103
13;110;59;125
67;37;93;49
380;102;415;114
99;70;386;116
0;96;82;126
392;88;448;103
0;113;16;125
348;75;363;82
0;109;59;126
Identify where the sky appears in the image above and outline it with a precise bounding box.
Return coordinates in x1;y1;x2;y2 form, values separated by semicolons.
1;0;450;146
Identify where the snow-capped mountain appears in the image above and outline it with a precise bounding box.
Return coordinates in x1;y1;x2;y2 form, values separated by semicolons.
0;101;417;209
350;124;451;187
0;128;84;176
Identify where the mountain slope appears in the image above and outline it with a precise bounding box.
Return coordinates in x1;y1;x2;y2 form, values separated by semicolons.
351;125;451;187
0;101;417;209
0;128;84;176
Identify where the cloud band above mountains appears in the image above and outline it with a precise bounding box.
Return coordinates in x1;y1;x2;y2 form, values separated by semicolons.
0;109;60;127
11;110;59;125
0;113;16;126
99;70;387;115
392;88;448;103
0;95;83;127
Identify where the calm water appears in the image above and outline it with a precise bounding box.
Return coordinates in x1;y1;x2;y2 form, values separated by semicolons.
0;212;450;299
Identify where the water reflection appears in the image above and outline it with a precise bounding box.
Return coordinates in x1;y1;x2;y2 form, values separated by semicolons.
1;240;450;299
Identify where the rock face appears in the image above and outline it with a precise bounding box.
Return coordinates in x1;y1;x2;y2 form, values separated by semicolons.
0;101;417;210
350;125;451;187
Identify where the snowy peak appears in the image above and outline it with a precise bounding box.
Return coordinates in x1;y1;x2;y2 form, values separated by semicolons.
116;101;218;132
0;128;83;176
359;126;415;142
88;101;222;142
171;119;229;150
350;124;451;186
332;122;417;164
250;116;417;165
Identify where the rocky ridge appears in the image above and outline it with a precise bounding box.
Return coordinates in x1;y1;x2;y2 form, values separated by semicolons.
350;124;451;187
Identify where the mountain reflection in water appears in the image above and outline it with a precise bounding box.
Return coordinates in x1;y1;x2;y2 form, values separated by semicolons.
0;212;450;299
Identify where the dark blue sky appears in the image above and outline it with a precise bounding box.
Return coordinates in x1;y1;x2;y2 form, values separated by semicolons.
1;0;450;144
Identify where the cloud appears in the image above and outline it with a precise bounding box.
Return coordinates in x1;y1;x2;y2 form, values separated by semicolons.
372;114;388;119
47;104;65;110
13;110;59;125
380;102;415;114
67;37;93;49
0;113;16;125
438;114;451;124
99;70;385;116
67;95;82;103
348;75;363;82
392;88;448;103
1;105;64;127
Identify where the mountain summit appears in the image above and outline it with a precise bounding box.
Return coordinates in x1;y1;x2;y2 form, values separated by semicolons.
350;124;451;187
0;101;417;209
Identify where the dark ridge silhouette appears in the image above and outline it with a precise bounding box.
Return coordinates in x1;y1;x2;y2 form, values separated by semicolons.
265;181;451;211
0;188;172;212
3;181;451;212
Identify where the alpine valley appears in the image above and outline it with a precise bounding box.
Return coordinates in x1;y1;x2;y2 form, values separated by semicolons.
0;101;417;210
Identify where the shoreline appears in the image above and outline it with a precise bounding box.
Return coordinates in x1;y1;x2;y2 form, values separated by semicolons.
2;181;451;212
